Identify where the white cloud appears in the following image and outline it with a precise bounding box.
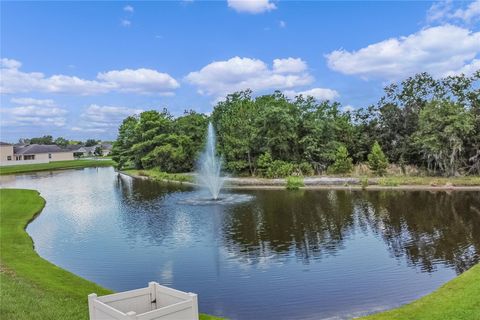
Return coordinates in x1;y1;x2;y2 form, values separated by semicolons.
452;0;480;22
445;58;480;76
273;58;307;73
1;105;67;127
326;25;480;80
98;68;179;94
284;87;339;101
0;58;179;95
1;58;21;69
279;20;286;28
123;5;134;13
10;97;55;107
72;104;143;133
185;56;313;98
227;0;276;14
427;0;480;23
342;105;355;113
121;19;131;27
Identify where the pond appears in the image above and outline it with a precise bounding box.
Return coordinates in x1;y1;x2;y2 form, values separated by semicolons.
1;167;479;319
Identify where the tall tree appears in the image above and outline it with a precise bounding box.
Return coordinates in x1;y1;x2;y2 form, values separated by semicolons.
415;100;474;176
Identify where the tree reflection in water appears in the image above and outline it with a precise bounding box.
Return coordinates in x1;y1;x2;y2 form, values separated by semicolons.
116;174;480;275
220;190;480;274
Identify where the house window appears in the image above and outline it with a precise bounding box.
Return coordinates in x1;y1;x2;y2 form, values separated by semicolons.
24;155;35;160
16;156;22;161
48;153;52;159
7;156;12;161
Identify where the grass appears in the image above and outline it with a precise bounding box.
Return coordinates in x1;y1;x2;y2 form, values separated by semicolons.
0;188;223;320
375;175;480;187
361;263;480;320
0;159;115;175
124;169;195;183
286;176;304;190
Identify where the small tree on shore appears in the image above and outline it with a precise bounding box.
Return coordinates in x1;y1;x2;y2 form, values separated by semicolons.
368;141;388;175
328;145;353;174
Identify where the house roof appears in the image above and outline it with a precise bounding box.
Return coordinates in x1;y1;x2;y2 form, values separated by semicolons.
14;144;71;155
0;142;12;146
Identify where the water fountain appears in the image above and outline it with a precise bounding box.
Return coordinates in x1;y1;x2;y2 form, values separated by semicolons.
196;122;224;200
180;122;252;205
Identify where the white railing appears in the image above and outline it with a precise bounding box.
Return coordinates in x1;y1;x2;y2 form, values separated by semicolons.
88;282;199;320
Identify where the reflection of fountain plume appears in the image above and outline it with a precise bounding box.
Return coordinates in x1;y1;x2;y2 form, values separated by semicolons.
197;122;224;200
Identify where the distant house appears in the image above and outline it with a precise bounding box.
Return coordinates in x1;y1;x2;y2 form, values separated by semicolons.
74;143;112;157
0;143;74;166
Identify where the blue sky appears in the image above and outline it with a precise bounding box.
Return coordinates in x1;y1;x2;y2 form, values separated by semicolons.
1;0;479;142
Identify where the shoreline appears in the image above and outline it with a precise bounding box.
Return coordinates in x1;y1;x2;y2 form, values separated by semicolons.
119;171;480;191
1;187;478;320
0;188;222;320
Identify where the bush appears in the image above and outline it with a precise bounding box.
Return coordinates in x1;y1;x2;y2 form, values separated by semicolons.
368;141;388;176
286;176;304;190
360;177;369;189
297;162;314;176
328;145;353;174
257;152;273;176
268;160;295;178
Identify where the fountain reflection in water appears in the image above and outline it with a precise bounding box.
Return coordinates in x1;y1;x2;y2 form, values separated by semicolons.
197;122;224;200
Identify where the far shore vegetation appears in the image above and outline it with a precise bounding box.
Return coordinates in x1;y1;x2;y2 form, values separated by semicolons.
0;188;222;320
0;159;114;175
111;72;480;183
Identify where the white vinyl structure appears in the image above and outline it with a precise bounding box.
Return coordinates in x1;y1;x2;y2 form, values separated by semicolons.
88;282;199;320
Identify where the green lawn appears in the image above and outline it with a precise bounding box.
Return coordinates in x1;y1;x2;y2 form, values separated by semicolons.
0;188;222;320
361;263;480;320
0;159;115;175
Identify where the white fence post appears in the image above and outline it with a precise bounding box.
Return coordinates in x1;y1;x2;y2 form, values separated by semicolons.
148;281;157;310
88;293;97;319
189;293;199;319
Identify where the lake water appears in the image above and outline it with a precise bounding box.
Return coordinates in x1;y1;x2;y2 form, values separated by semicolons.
1;167;479;319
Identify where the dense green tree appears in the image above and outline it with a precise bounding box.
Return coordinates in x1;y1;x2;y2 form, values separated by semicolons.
94;146;103;157
212;90;260;174
368;141;388;176
415;100;474;176
29;135;53;145
111;72;479;177
85;139;99;147
54;137;69;147
112;116;139;169
328;145;353;174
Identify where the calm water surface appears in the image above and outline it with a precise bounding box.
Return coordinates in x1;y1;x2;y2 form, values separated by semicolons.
1;167;479;319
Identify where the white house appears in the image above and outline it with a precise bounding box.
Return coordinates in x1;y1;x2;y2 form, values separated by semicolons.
0;143;74;166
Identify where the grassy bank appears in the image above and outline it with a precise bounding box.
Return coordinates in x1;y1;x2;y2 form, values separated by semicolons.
123;169;194;183
0;159;115;175
373;175;480;187
361;263;480;320
0;188;222;320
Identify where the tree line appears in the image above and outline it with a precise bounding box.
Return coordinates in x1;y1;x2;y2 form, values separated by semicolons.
18;135;105;148
112;71;479;177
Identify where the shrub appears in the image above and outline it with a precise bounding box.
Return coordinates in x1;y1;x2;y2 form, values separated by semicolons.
286;176;304;190
368;141;388;176
328;145;353;174
257;152;273;176
360;177;369;189
297;162;314;176
269;160;295;178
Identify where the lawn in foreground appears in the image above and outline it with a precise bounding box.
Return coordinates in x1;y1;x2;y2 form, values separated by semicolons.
0;188;222;320
0;159;115;175
361;262;480;320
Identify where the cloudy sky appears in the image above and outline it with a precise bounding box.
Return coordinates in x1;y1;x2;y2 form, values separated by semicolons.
1;0;479;142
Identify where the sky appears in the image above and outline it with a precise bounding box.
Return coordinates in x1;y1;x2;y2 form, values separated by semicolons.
1;0;479;142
